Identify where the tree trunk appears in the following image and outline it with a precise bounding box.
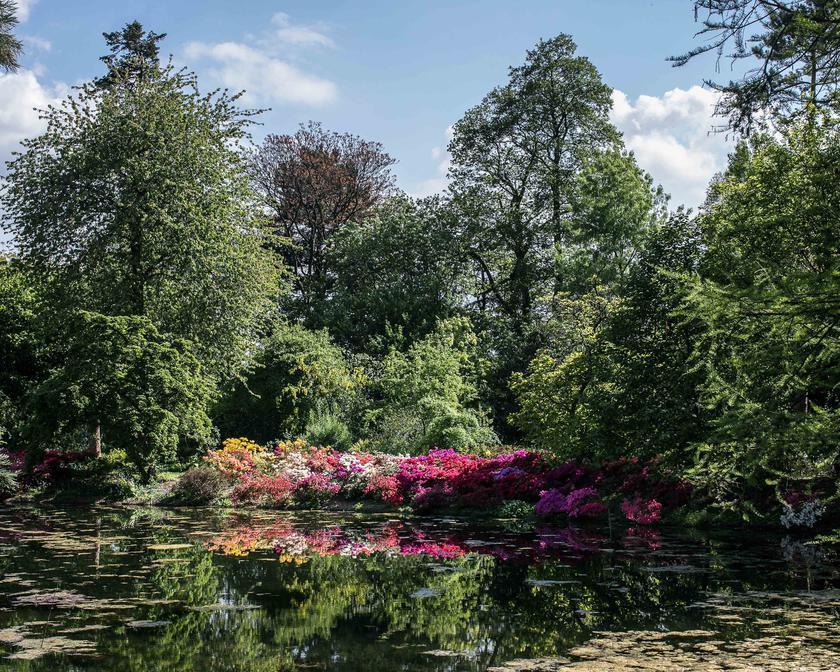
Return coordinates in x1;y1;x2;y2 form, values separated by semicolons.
87;423;101;457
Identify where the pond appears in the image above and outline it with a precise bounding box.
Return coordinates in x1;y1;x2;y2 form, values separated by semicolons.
0;507;836;671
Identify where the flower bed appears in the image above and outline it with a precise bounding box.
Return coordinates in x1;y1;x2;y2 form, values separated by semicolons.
196;438;690;525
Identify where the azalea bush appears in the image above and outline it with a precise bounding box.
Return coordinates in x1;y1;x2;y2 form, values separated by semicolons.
191;436;690;521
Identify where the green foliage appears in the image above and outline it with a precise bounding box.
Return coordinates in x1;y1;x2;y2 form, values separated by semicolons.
605;212;707;457
448;35;634;440
322;195;464;350
495;499;535;519
56;449;138;501
0;451;17;496
0;258;40;448
673;1;840;133
214;324;356;443
1;26;280;385
562;149;663;293
168;466;226;505
0;0;22;72
511;293;619;458
304;408;353;451
684;118;840;512
369;318;497;453
27;312;214;482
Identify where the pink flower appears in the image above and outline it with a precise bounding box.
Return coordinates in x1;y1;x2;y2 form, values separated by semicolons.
620;497;662;525
535;487;604;519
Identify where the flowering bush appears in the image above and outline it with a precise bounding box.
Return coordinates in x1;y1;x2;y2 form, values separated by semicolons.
193;435;690;521
780;499;826;529
620;497;663;525
231;473;295;507
204;437;270;478
30;450;89;484
535;487;605;519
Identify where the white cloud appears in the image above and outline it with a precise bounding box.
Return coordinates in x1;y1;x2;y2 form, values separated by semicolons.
184;41;336;106
0;69;65;167
22;34;51;51
413;126;454;197
184;13;337;107
14;0;36;21
269;12;334;48
611;86;733;208
0;68;66;249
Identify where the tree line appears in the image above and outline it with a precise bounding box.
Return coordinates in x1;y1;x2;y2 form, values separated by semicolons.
0;1;838;519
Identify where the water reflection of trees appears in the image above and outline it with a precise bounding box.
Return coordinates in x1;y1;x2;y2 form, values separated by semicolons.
0;509;832;671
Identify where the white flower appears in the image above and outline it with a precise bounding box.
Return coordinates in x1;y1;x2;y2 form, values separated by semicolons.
780;499;825;529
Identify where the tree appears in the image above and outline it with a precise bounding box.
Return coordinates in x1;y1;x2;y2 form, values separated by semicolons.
605;211;707;457
322;194;465;349
559;149;663;295
511;292;620;458
251;121;395;322
450;35;617;332
686;118;840;514
0;0;22;72
213;324;356;444
28;312;214;482
511;210;706;463
96;20;166;89
673;1;840;133
0;256;39;447
2;23;280;385
369;318;497;454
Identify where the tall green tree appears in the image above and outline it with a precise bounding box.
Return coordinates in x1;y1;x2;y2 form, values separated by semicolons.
448;34;622;436
450;34;618;333
605;211;707;457
96;20;166;89
28;312;214;481
0;257;39;447
0;0;22;72
559;149;663;295
322;194;464;350
686;118;840;514
2;23;280;385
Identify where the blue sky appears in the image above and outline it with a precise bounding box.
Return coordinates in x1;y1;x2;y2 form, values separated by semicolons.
4;0;739;209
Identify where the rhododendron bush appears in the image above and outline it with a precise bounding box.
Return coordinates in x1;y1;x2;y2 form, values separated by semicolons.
196;437;690;522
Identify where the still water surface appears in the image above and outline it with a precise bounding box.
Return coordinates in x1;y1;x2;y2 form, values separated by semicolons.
0;507;836;670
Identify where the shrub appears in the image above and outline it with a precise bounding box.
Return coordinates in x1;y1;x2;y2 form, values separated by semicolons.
202;434;690;518
495;499;534;518
420;397;498;453
621;497;663;525
204;437;271;478
170;466;226;505
30;450;89;485
535;487;606;519
213;325;356;443
0;452;17;497
231;473;294;507
304;410;353;452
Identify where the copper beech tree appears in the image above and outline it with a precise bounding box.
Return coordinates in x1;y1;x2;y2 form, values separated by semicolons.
251;121;396;321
